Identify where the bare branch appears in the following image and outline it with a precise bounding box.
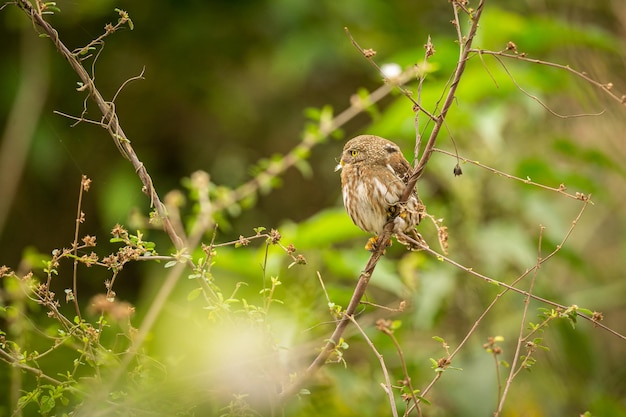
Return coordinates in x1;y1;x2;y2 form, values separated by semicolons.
348;315;399;417
344;27;437;122
495;226;545;415
483;53;606;118
406;0;485;193
15;0;184;250
472;48;626;106
433;147;595;202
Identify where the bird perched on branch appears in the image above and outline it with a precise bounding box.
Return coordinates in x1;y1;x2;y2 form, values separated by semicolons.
336;135;425;251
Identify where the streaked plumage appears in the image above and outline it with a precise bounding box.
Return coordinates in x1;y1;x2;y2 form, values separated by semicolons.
336;135;424;250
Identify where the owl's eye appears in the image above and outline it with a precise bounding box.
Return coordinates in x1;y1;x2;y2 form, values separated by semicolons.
350;150;359;157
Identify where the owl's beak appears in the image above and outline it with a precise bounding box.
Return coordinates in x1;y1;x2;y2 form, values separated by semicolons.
334;160;344;172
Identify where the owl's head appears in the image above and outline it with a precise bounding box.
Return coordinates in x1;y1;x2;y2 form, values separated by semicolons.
335;135;402;171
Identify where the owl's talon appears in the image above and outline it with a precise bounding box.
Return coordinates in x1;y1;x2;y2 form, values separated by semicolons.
365;236;392;252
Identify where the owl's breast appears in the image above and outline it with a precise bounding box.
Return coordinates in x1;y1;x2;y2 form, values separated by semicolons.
341;164;404;234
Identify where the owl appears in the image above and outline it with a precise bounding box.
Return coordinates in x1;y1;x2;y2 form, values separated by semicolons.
336;135;425;251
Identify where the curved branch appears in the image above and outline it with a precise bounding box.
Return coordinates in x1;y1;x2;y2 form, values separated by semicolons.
15;1;184;250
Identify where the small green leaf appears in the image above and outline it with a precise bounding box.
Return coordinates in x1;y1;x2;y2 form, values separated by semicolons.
40;395;55;414
417;396;431;405
390;320;402;331
187;287;203;301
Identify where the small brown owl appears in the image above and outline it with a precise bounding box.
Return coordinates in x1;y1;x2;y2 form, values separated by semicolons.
336;135;425;251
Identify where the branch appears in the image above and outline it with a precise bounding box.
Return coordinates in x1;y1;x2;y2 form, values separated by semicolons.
433;148;594;202
407;0;485;190
15;1;184;250
276;230;390;402
413;208;624;340
471;48;626;106
349;315;399;417
494;227;544;416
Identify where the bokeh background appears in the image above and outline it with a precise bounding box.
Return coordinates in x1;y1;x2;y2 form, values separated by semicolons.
1;1;625;416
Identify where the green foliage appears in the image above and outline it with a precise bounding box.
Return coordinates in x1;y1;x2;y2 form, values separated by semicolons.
1;1;626;417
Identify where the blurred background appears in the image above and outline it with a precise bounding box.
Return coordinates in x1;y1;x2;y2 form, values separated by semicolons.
1;0;625;416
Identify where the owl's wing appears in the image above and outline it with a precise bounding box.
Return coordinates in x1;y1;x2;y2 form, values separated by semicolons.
388;152;414;186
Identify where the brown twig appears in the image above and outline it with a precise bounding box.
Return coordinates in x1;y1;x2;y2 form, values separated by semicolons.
70;175;90;321
407;199;623;339
403;198;611;414
406;0;485;189
433;147;595;202
494;226;544;415
344;27;437;123
483;53;606;118
377;320;420;416
348;315;399;417
471;48;626;106
15;0;184;251
277;234;390;402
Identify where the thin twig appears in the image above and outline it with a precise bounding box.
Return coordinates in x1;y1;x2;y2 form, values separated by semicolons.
344;27;437;123
71;175;87;321
377;322;420;416
406;0;485;193
404;199;602;415
348;315;399;417
471;48;626;106
0;349;70;388
277;233;390;402
407;200;623;339
494;226;545;415
111;66;145;104
414;34;435;160
486;53;606;118
433;147;595;202
15;0;185;251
